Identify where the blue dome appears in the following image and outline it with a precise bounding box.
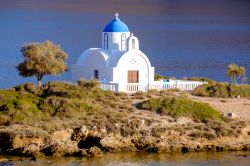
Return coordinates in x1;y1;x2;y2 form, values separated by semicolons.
103;15;129;32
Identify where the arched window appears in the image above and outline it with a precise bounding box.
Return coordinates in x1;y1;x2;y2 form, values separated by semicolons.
121;33;126;50
94;69;99;80
104;33;108;49
132;39;135;49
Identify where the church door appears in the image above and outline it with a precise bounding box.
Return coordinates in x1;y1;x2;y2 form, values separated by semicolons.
128;70;139;83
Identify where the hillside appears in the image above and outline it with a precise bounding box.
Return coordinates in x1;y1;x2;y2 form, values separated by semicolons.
0;81;249;159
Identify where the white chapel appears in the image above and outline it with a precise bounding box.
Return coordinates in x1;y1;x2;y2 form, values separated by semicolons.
72;14;205;92
72;13;155;90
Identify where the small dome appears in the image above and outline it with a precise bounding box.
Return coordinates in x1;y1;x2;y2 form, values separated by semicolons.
103;13;129;32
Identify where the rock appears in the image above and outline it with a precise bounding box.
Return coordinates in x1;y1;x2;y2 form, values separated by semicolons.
242;144;250;151
203;144;216;151
42;140;79;157
77;149;88;157
177;117;193;124
51;129;73;142
181;147;189;152
23;144;40;152
78;136;102;149
227;112;237;119
30;152;45;160
12;136;45;149
0;132;13;150
0;131;46;156
100;128;107;134
87;146;103;156
22;144;40;156
100;135;136;152
0;158;9;162
71;126;89;142
132;136;158;151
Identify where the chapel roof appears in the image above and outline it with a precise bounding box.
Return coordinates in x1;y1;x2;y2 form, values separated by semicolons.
103;13;130;32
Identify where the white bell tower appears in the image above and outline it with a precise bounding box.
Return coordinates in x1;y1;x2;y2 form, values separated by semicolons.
102;13;130;52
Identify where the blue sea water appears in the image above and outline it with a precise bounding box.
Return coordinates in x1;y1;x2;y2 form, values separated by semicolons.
0;0;250;88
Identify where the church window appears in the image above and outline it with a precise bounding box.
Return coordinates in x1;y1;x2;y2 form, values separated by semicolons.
104;33;108;49
121;33;126;50
94;70;99;80
132;39;135;49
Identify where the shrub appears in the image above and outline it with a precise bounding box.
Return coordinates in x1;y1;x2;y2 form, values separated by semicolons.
154;74;175;81
137;96;222;122
132;91;147;99
0;81;134;130
77;79;100;89
188;131;216;140
192;82;250;98
183;77;214;83
0;114;9;125
206;121;238;137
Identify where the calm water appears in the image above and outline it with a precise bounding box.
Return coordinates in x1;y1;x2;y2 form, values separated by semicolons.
1;152;250;166
0;0;250;88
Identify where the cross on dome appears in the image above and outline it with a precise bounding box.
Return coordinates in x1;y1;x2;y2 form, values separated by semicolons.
115;13;119;19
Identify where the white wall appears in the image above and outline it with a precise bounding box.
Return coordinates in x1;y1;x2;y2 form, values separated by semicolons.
72;33;155;88
72;49;112;82
113;50;154;85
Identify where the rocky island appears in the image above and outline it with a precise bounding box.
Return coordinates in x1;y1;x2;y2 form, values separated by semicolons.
0;81;250;160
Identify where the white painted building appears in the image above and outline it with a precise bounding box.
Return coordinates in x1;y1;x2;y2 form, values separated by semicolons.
72;14;206;92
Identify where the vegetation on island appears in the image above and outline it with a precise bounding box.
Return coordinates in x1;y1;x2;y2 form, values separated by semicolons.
155;74;215;83
0;81;246;137
192;81;250;98
192;64;249;98
17;41;68;86
154;74;175;81
137;97;222;122
182;77;214;83
0;81;130;131
0;81;249;157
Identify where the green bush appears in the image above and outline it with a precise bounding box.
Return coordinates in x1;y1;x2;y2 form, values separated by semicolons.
154;74;175;81
77;79;100;89
0;81;133;130
183;77;214;83
137;96;222;122
192;82;250;98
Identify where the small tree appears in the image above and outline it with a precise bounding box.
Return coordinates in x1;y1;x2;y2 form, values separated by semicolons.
17;40;68;86
226;63;247;84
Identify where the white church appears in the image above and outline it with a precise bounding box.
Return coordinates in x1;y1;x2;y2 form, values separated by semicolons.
72;14;205;92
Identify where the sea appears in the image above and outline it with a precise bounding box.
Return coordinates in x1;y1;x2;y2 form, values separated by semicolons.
0;0;250;88
1;151;250;166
